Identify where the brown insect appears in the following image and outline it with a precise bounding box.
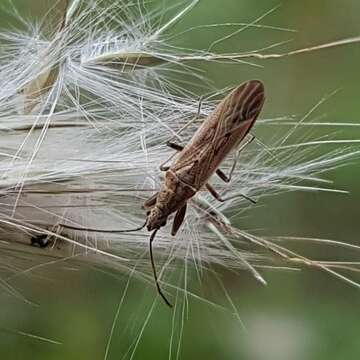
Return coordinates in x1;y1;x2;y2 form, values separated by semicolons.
62;80;265;307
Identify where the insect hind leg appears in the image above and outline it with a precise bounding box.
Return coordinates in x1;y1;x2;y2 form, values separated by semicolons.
206;183;256;204
216;134;255;183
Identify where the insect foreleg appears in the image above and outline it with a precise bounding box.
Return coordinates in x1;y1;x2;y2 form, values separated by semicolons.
216;134;255;183
144;192;159;208
159;151;178;171
205;183;256;204
171;203;187;236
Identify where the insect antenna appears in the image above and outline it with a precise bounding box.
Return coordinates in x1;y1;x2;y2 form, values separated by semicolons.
60;220;147;233
240;193;257;204
149;229;172;308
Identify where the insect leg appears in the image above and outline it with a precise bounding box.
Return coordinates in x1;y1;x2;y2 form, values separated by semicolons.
166;96;204;145
149;230;172;307
160;96;203;171
159;153;177;171
216;134;255;183
166;141;184;151
196;95;204;118
160;165;170;171
177;96;204;135
143;192;158;208
206;183;256;204
171;203;187;236
159;142;184;171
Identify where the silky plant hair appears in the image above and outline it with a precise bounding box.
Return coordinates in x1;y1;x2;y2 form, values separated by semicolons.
1;0;360;327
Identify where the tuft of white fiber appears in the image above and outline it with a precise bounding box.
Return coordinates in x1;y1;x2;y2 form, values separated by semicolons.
1;0;360;309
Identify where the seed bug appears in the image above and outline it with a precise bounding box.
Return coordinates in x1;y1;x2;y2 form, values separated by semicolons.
62;80;265;307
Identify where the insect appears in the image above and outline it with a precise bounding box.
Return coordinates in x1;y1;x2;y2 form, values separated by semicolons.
62;80;265;307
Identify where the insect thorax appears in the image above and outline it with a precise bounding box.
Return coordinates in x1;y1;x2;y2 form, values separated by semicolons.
158;170;195;208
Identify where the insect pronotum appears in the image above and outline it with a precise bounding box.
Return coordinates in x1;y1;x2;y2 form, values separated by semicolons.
61;80;265;307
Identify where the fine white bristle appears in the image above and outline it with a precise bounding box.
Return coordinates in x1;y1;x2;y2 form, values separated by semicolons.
0;0;360;313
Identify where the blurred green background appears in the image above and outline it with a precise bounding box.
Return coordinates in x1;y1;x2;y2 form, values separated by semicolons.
1;0;360;359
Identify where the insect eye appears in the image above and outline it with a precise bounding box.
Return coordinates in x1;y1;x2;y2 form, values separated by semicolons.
146;211;151;216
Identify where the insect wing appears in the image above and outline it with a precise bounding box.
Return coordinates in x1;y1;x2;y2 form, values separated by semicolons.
213;80;264;140
172;80;265;186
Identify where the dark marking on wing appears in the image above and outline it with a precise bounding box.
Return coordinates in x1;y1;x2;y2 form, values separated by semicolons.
213;132;232;156
171;80;265;188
